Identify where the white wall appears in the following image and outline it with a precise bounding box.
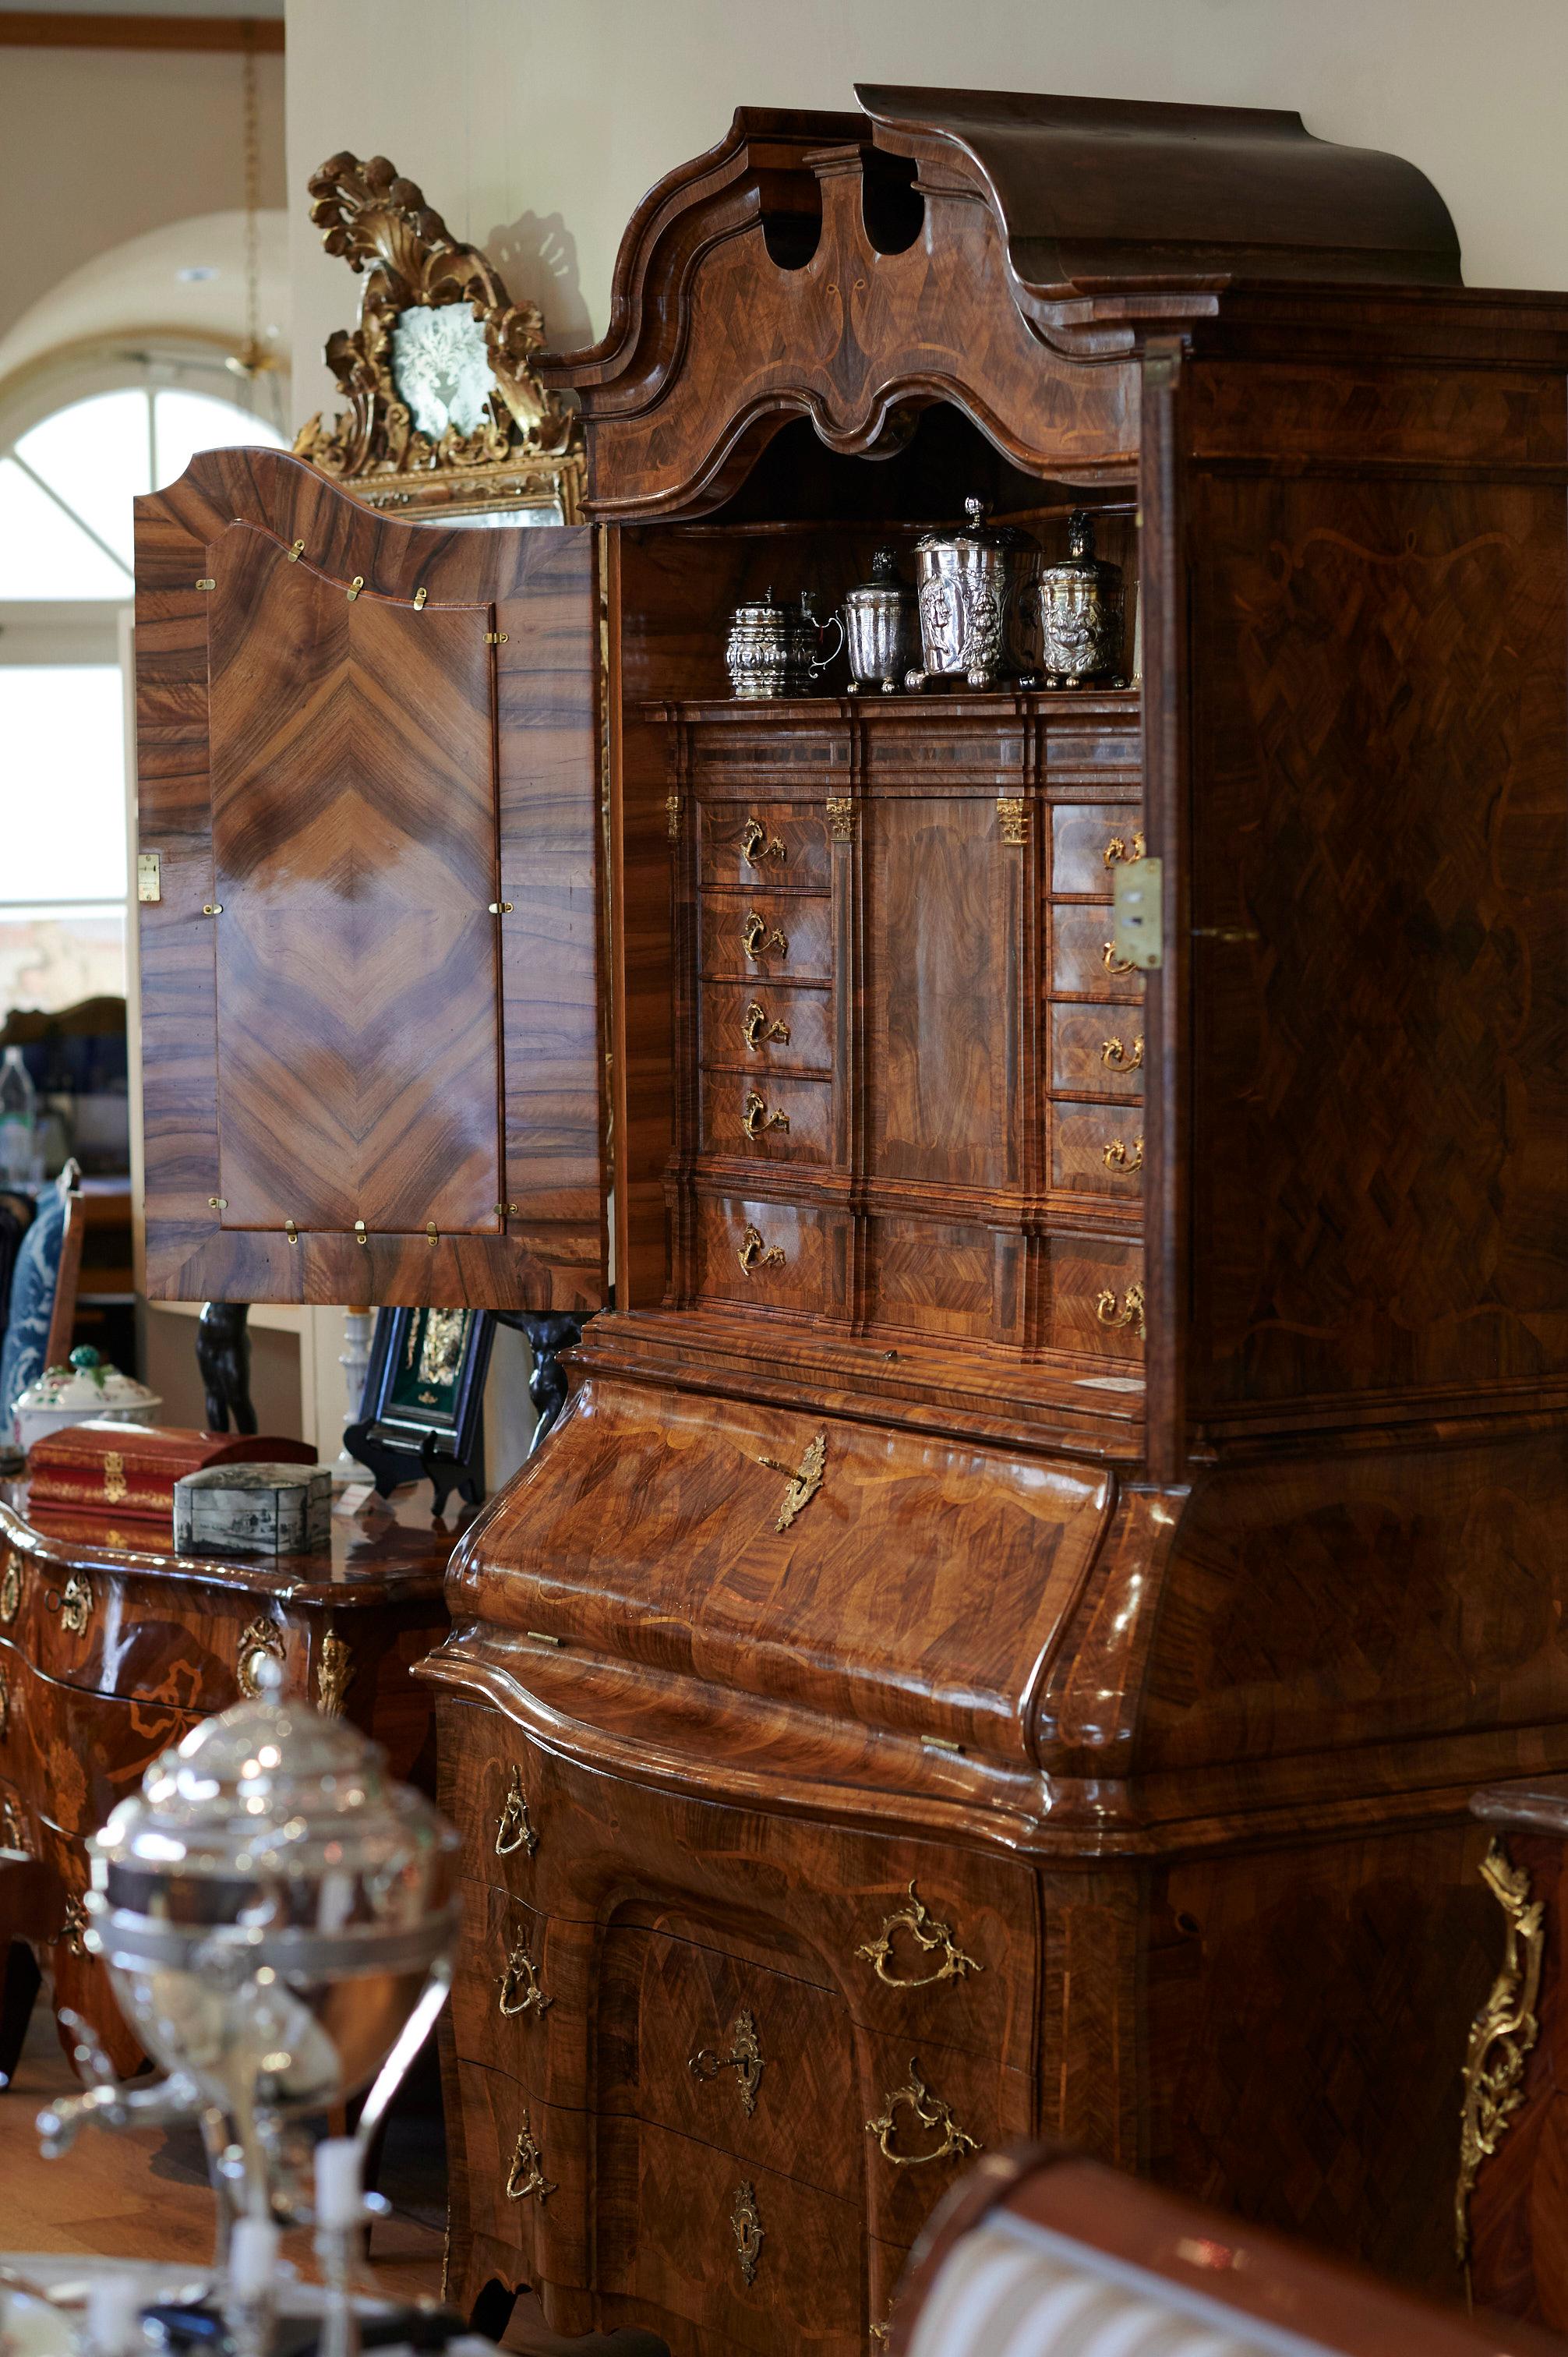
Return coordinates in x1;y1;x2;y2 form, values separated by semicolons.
2;43;285;354
287;0;1568;419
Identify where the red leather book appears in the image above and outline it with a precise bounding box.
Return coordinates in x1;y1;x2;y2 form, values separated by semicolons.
26;1422;316;1525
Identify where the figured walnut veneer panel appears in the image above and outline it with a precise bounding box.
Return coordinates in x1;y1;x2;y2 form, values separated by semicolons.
207;528;500;1235
448;1376;1110;1759
136;449;606;1309
866;797;1017;1192
1189;475;1568;1407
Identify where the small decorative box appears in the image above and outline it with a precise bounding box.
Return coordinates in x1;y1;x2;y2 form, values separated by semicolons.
29;1421;316;1527
174;1461;333;1559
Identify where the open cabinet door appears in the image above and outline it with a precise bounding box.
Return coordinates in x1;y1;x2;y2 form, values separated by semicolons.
134;449;606;1311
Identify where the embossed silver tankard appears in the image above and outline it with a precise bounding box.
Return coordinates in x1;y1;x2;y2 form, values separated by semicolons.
906;497;1029;690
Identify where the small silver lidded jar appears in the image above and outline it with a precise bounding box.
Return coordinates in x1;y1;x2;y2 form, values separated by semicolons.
1034;507;1127;687
726;588;843;699
842;547;920;693
907;496;1029;690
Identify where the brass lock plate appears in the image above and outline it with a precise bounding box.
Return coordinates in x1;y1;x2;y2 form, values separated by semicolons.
1111;856;1162;970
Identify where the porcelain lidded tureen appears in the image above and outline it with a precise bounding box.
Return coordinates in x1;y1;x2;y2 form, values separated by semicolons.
13;1345;161;1451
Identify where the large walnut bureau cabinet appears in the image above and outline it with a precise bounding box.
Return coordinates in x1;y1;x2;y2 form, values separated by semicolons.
134;88;1568;2357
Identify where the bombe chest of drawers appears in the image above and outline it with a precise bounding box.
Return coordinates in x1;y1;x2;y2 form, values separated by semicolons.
134;83;1568;2357
0;1494;450;2073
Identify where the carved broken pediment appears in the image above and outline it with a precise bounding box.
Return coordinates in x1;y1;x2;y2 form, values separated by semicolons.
292;151;583;519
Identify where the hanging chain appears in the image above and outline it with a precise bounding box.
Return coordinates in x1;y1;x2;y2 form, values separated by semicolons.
230;25;274;379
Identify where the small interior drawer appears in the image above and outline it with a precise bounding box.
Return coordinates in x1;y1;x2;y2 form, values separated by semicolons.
701;889;834;984
1046;1235;1146;1362
701;1069;834;1167
1051;803;1143;897
1051;904;1146;1001
1051;1006;1146;1098
1051;1105;1146;1197
701;980;834;1073
701;800;832;892
692;1192;835;1316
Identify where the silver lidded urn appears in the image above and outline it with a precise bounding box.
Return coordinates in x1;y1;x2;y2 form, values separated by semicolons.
907;496;1029;690
1034;507;1127;687
38;1659;457;2246
842;547;920;692
726;588;843;698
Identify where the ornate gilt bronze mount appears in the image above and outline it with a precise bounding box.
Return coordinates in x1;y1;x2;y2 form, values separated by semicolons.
293;152;584;521
1456;1836;1546;2265
855;1882;982;1991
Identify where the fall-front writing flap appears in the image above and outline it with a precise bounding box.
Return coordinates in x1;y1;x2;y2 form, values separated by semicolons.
448;1374;1113;1762
134;448;606;1313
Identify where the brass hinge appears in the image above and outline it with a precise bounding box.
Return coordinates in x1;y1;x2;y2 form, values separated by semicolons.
136;852;161;903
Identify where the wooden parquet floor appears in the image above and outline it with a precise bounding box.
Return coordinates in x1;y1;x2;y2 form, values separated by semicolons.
0;2004;445;2297
0;2009;659;2355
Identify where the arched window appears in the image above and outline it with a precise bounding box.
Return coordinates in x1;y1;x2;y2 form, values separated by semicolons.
0;382;285;1012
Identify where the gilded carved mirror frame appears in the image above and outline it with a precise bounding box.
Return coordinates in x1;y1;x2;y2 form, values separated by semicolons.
291;150;584;523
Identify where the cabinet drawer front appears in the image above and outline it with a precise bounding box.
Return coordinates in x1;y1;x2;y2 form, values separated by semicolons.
701;982;833;1074
1051;804;1143;897
1051;1107;1146;1198
0;1640;200;1839
597;2111;863;2349
1051;1008;1146;1098
701;802;832;892
452;1879;584;2106
860;2031;1033;2250
1047;1238;1146;1363
452;2059;587;2287
693;1193;834;1315
598;1924;860;2199
1051;905;1145;1001
701;1071;833;1166
701;892;834;984
435;1705;1041;2074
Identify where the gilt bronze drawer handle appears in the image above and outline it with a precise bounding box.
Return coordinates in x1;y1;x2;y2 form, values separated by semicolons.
732;2182;764;2285
495;1765;539;1858
504;2115;556;2203
0;1666;9;1740
1104;830;1146;867
46;1571;94;1638
737;1224;786;1276
854;1882;982;1991
0;1796;28;1855
1102;1137;1144;1174
1100;1035;1144;1072
740;1090;789;1140
689;2006;764;2115
498;1935;552;2020
1095;1284;1146;1341
315;1626;351;1716
1457;1838;1545;2265
741;912;788;959
1101;941;1137;977
755;1433;826;1533
741;817;786;865
58;1895;90;1958
1;1550;23;1624
865;2060;980;2168
236;1615;284;1698
742;1000;791;1050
